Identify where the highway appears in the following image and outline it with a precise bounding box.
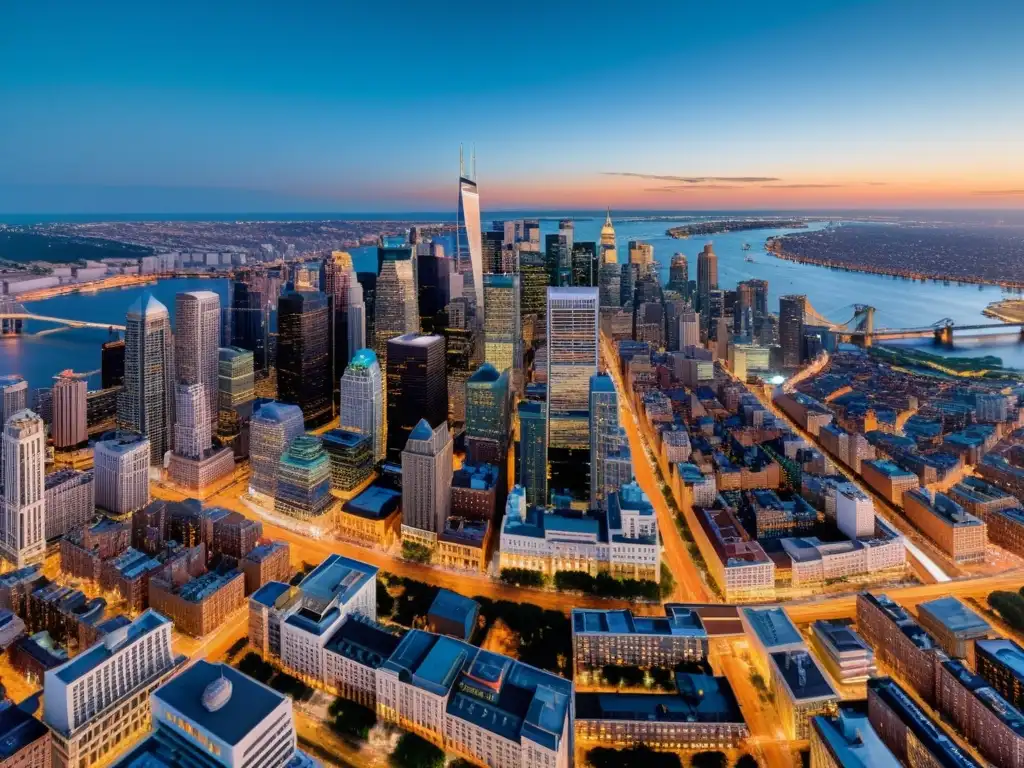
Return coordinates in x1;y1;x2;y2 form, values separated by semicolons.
599;333;712;603
0;312;126;331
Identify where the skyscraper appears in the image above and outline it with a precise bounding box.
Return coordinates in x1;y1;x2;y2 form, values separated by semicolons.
545;233;571;287
323;251;357;388
483;273;521;374
1;410;46;567
481;230;504;274
519;251;549;339
276;435;333;520
589;374;622;510
697;243;718;320
518;401;547;507
277;291;332;427
438;298;477;427
465;364;510;465
340;349;384;463
401;419;453;534
599;209;617;264
229;278;275;376
456;149;484;315
546;287;599;420
385;334;447;464
780;294;807;368
0;376;28;424
737;279;769;335
94;433;151;517
571;242;598;287
52;370;88;449
174;291;221;427
119;293;174;463
101;340;125;389
346;279;367;358
173;382;211;460
628;240;654;268
249;401;305;497
679;310;701;348
416;251;451;334
373;245;419;371
668;253;689;295
217;346;255;457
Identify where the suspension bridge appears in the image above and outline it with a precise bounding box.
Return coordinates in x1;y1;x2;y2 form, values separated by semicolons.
803;301;1024;346
0;299;125;335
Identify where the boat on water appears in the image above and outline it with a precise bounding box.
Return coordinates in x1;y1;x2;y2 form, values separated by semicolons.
741;242;751;251
745;256;756;263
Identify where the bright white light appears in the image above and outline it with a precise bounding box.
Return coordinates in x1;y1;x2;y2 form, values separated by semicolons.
770;375;786;385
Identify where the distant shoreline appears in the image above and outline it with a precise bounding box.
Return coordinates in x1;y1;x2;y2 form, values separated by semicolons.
767;241;1024;289
666;219;808;238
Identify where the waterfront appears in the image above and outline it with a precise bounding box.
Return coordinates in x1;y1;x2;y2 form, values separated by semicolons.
4;217;1024;392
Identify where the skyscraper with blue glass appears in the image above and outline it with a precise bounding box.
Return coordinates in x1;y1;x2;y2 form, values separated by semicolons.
456;148;483;317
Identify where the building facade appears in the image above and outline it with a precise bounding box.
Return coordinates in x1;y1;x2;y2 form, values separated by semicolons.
174;291;221;429
249;402;305;497
277;291;332;427
275;436;333;520
94;434;150;517
1;410;47;567
385;334;447;464
339;348;384;463
401;420;453;535
118;294;174;463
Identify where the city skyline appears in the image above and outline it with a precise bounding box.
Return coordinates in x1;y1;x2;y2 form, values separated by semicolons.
3;2;1024;213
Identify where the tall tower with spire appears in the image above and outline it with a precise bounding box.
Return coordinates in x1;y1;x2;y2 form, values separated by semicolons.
599;208;617;264
456;146;484;319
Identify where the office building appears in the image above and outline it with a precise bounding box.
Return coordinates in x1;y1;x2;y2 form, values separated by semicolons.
770;649;840;740
52;371;88;449
345;278;366;365
426;590;479;641
0;700;50;768
174;291;221;428
323;251;356;383
0;376;28;426
94;434;150;517
276;291;332;427
861;459;919;506
101;342;126;389
119;294;174;463
546;287;598;418
44;469;95;541
401;420;453;535
741;606;807;681
44;610;185;768
589;374;622;509
465;364;510;464
917;596;992;663
482;274;520;374
338;348;384;464
545;232;571;287
518;400;547;507
216;346;255;456
373;246;419;371
779;294;807;368
571;606;707;676
678;311;700;349
696;244;717;317
375;628;572;767
248;402;305;497
240;540;292;597
168;383;234;494
450;463;499;522
810;620;877;685
867;677;982;768
976;638;1024;712
519;251;549;335
337;484;402;549
322;429;373;492
1;410;46;568
810;704;899;768
455;153;484;314
571;241;597;288
228;278;275;376
385;334;446;464
668;252;688;294
575;672;747;750
857;592;942;704
835;484;875;539
114;660;313;768
275;436;333;520
903;488;987;564
416;252;450;334
736;279;768;336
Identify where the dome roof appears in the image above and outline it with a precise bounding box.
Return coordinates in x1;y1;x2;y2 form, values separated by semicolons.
202;676;233;713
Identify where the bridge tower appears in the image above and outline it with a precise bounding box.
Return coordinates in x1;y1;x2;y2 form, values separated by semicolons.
934;325;954;346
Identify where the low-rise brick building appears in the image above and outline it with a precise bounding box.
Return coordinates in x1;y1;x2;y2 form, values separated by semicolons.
148;567;245;637
241;540;292;595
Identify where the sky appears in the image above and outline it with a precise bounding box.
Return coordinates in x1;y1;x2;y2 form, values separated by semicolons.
2;0;1024;213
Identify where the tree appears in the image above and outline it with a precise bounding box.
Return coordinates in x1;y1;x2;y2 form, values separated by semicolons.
734;755;759;768
587;745;682;768
376;580;395;617
499;568;546;588
989;591;1024;632
401;541;433;564
390;733;444;768
691;751;727;768
659;563;676;600
328;698;377;741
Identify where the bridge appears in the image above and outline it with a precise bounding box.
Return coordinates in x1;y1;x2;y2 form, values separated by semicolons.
0;300;125;334
804;301;1024;347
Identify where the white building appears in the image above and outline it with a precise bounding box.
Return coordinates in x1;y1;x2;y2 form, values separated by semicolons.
44;610;184;768
52;371;88;449
662;428;692;464
1;410;46;567
679;311;700;348
94;434;151;517
115;660;314;768
174;291;221;427
119;293;174;463
0;376;28;424
44;469;95;541
339;349;383;463
546;287;599;423
836;483;875;539
401;420;453;535
278;555;377;684
173;383;211;460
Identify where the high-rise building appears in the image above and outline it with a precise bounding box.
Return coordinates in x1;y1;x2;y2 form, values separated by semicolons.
114;660;312;768
94;433;150;517
322;251;357;387
168;382;234;493
668;253;689;295
697;244;718;317
249;402;305;497
45;469;95;541
482;273;520;374
481;230;504;274
571;242;598;287
52;370;88;449
44;610;184;768
339;349;384;463
174;291;221;427
276;435;333;520
737;279;769;336
229;279;274;376
438;299;477;428
519;251;549;338
780;294;807;368
357;271;377;351
599;209;617;265
465;364;510;465
456;151;484;315
519;400;547;507
619;262;636;308
0;376;28;428
277;291;332;427
628;240;654;268
346;279;366;360
101;341;126;389
216;346;255;454
322;250;354;296
590;374;622;509
546;287;599;421
401;420;453;534
321;429;373;492
416;252;451;334
385;334;447;464
119;293;174;463
1;410;46;567
373;245;419;372
598;261;621;310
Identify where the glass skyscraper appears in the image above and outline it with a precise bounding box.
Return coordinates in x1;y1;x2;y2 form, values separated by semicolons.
589;374;622;509
466;363;509;464
483;274;520;374
174;290;221;428
118;293;173;463
456;153;484;315
385;334;447;464
277;290;332;427
249;401;305;497
275;435;332;519
518;400;547;508
546;287;599;425
339;348;384;463
373;246;419;371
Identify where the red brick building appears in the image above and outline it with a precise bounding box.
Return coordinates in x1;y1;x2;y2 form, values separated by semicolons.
857;592;943;704
241;541;292;595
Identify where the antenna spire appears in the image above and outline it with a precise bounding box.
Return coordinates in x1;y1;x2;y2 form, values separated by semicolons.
460;144;464;177
472;145;477;180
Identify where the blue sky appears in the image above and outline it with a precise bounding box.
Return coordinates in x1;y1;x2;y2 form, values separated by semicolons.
2;0;1023;212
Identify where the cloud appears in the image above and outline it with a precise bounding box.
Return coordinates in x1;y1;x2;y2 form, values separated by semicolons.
762;183;843;189
645;185;741;192
864;182;889;186
605;172;780;183
973;189;1024;196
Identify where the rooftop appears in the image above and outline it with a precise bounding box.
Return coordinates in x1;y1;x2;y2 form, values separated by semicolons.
324;616;402;669
941;660;1024;735
250;581;293;609
811;705;899;768
342;485;401;520
770;650;838;702
169;569;241;603
348;348;378;370
862;593;936;651
905;490;983;527
0;703;50;760
428;590;480;637
252;401;304;424
977;638;1024;680
812;620;871;655
918;597;991;636
572;607;706;638
322;429;371;450
297;554;377;609
575;672;744;725
589;374;616;393
245;541;289;564
742;606;804;650
949;476;1014;505
468;363;502;384
52;610;169;684
865;459;917;479
154;660;286;747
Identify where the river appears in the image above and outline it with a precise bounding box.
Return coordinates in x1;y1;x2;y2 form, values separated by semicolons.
3;217;1022;393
